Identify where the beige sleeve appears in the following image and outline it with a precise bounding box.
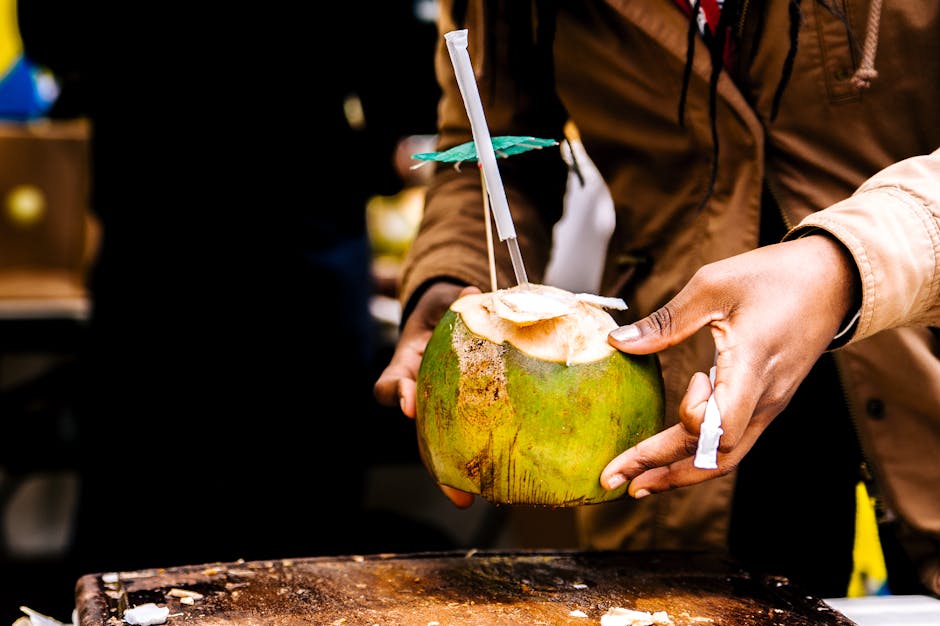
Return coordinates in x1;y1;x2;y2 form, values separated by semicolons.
784;148;940;345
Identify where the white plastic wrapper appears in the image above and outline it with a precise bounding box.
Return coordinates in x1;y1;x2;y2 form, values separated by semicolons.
693;365;723;470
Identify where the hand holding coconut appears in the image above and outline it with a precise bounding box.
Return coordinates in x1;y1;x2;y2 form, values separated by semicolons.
602;234;860;498
374;282;467;418
374;281;479;508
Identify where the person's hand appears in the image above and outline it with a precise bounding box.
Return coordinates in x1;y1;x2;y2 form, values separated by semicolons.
373;281;478;508
601;234;860;498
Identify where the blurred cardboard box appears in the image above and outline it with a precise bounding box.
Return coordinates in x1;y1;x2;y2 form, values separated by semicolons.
0;118;97;319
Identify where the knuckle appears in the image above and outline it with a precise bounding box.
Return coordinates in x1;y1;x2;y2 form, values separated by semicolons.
717;438;737;454
666;474;689;491
716;427;742;452
692;260;729;290
759;393;791;418
629;445;653;471
681;436;701;458
716;457;740;476
631;439;663;472
646;306;676;335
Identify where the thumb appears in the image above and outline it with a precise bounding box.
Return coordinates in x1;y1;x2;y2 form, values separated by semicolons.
608;291;713;355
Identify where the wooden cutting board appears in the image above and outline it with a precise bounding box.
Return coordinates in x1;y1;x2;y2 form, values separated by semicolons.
74;549;857;625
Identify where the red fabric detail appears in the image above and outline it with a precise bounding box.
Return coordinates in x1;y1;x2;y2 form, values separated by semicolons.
699;0;723;34
674;0;736;72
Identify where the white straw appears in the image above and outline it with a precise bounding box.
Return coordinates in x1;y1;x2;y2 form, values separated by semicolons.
444;29;528;288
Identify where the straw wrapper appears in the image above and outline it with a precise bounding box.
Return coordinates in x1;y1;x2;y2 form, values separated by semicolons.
693;365;723;469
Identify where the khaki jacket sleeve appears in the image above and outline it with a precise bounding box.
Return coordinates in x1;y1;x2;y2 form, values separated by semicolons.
785;147;940;344
397;0;569;317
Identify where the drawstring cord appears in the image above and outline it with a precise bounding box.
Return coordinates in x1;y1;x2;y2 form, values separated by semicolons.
851;0;883;89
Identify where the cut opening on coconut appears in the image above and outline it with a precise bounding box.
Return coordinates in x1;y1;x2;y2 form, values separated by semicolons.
452;284;627;365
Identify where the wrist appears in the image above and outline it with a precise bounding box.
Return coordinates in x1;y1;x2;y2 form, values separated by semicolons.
805;231;863;347
401;278;468;330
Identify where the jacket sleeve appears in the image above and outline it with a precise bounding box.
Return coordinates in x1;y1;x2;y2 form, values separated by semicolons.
397;0;569;318
784;147;940;345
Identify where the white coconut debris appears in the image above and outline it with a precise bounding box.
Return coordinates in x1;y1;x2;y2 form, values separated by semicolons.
600;607;675;626
569;609;589;618
573;292;628;310
167;588;203;601
123;603;170;626
17;606;69;626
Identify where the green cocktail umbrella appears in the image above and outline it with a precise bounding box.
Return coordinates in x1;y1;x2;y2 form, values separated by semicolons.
411;135;559;171
410;135;559;291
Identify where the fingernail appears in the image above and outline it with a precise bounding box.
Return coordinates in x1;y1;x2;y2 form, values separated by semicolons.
605;474;626;490
399;395;407;413
610;324;640;342
633;488;651;499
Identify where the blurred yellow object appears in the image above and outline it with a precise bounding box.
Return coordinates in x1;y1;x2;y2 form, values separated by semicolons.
366;185;425;260
0;119;96;317
0;0;23;77
5;183;45;226
847;480;889;597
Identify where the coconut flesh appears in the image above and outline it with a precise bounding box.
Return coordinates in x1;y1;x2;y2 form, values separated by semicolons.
416;283;665;506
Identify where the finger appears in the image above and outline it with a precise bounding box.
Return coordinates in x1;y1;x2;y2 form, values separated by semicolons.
678;363;753;451
600;371;712;490
372;330;432;407
677;370;713;436
626;416;768;495
600;423;700;490
398;378;417;419
708;345;775;451
438;484;475;508
614;346;776;496
374;365;417;418
373;356;417;408
608;273;724;355
373;366;405;407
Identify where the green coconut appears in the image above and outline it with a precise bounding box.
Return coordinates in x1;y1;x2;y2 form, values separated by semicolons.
415;283;665;506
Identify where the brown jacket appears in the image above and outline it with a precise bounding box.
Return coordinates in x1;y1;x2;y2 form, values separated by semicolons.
399;0;940;593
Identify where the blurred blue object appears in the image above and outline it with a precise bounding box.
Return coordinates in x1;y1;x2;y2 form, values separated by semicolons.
0;55;57;120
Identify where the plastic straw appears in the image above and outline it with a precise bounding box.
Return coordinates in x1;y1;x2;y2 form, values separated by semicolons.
444;29;529;288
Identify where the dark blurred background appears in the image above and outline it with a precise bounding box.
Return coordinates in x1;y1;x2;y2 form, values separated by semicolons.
0;1;543;622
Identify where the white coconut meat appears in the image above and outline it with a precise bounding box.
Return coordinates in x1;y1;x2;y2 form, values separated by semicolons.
600;607;675;626
122;604;170;626
452;284;627;365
